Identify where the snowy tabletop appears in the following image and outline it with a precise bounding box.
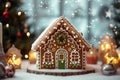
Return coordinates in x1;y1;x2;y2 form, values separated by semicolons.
2;60;120;80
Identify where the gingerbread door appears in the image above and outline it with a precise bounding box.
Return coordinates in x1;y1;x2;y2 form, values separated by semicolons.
56;49;67;69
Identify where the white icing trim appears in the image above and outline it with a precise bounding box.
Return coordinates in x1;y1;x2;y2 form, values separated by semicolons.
70;49;80;66
82;50;86;69
31;18;58;50
32;17;90;52
64;23;67;26
72;31;75;34
66;27;69;30
57;23;61;25
33;17;89;69
39;47;41;69
42;50;53;66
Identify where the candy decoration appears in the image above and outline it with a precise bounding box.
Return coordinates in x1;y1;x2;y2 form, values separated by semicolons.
5;64;15;77
3;10;9;19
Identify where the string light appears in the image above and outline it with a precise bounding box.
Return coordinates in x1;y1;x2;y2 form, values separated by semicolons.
18;11;22;16
6;23;9;28
26;32;30;37
115;31;118;35
109;24;114;28
24;54;28;59
5;4;9;8
90;50;93;54
5;2;11;8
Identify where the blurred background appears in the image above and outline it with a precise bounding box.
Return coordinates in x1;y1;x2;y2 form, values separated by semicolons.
1;0;120;58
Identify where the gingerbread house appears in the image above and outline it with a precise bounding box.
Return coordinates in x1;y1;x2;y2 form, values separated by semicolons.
31;17;91;69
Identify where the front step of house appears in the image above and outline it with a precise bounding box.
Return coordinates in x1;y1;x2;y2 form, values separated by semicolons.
27;64;95;76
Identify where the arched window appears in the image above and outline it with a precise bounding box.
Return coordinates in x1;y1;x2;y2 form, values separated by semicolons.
70;50;80;65
45;52;52;62
43;50;53;65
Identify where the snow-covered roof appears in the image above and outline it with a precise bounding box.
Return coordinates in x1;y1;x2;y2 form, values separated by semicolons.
31;17;91;51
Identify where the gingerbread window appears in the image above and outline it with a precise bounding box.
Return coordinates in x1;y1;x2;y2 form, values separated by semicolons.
70;50;80;65
43;50;53;65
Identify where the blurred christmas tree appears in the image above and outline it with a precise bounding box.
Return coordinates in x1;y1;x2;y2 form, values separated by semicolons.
0;0;35;58
109;0;120;47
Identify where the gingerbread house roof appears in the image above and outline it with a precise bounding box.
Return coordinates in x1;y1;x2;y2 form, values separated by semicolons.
32;17;91;51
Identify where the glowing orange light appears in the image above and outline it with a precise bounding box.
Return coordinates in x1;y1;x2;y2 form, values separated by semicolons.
29;50;36;64
90;50;93;55
104;53;119;64
7;54;22;69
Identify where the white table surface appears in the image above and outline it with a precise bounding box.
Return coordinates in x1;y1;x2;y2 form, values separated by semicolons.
2;60;120;80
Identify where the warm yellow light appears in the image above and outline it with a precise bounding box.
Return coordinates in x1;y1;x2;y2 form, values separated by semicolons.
101;44;104;51
104;53;119;64
105;43;111;50
26;32;30;37
5;4;9;8
13;58;21;66
105;35;109;39
118;53;120;61
29;50;36;64
100;42;111;51
90;50;93;54
6;23;9;28
25;54;28;59
5;2;11;8
18;11;22;16
29;52;36;59
12;54;16;60
7;55;21;69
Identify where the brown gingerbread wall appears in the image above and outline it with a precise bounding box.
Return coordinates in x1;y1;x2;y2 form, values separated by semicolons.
32;17;90;70
39;26;83;69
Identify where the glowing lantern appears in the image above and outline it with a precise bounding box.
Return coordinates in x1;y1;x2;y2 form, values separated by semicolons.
86;46;98;64
98;34;119;68
28;50;36;64
6;45;22;69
